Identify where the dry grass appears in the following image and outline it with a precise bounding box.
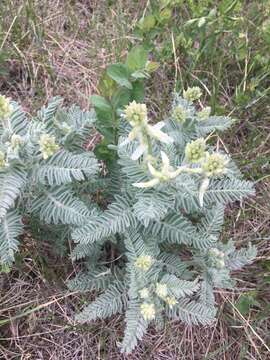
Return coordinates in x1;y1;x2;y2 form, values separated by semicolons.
0;0;270;359
0;0;144;110
1;252;270;359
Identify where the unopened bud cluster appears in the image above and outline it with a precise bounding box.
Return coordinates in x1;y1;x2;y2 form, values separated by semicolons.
172;105;188;123
122;101;173;161
202;153;228;177
185;138;206;163
139;281;178;320
0;151;7;169
10;134;23;150
39;134;59;160
208;247;225;269
0;95;13;119
124;101;147;127
183;86;202;102
140;302;155;321
135;254;153;271
139;288;150;299
197;106;211;120
185;139;228;178
156;283;168;299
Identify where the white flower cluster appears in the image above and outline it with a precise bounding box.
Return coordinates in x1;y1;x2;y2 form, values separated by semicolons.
121;95;229;194
185;138;229;177
121;101;173;160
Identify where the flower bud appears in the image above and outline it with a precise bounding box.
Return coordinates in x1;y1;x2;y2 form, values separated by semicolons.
185;138;206;163
172;105;187;123
208;247;225;269
208;248;223;257
39;134;59;160
202;153;228;177
156;283;168;299
183;87;202;102
124;101;147;126
59;121;72;134
197;106;211;120
165;296;177;308
140;302;155;320
139;288;150;299
135;255;153;271
0;95;13;119
11;134;23;149
0;151;7;169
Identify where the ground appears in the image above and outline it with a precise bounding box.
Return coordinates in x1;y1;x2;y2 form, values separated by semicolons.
0;1;270;359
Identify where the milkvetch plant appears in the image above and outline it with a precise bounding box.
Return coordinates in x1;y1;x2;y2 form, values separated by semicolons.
0;87;256;353
67;87;256;353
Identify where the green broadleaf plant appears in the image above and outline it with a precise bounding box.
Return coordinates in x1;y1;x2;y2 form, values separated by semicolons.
0;86;256;353
91;45;155;165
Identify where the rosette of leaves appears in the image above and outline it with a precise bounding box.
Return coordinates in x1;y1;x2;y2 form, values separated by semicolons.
68;89;256;353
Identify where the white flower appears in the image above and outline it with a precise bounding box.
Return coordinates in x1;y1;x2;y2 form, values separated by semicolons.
199;177;210;207
133;151;181;188
146;121;174;145
119;121;173;161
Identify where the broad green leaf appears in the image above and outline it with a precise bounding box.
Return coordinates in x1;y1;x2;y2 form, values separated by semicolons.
96;125;115;143
126;46;148;71
90;95;114;141
131;81;145;102
98;71;117;98
90;95;111;112
137;15;156;32
235;292;260;315
107;64;132;89
94;139;117;163
111;88;131;109
145;61;159;73
131;70;148;80
159;8;172;22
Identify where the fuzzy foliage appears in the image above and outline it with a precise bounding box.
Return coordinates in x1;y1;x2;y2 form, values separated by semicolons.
67;90;256;353
0;97;99;267
0;90;256;354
